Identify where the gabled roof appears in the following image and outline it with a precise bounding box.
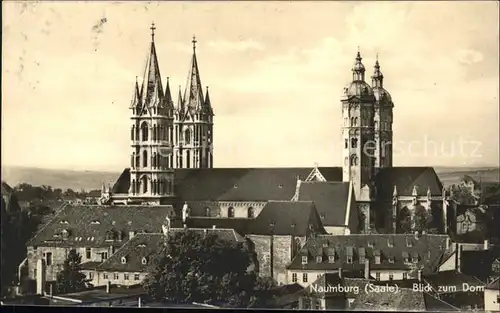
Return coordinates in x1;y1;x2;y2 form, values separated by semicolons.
186;200;326;237
111;167;343;201
423;271;485;294
27;205;175;247
486;277;500;289
97;230;244;272
288;234;449;273
296;181;351;226
374;167;444;199
1;181;14;195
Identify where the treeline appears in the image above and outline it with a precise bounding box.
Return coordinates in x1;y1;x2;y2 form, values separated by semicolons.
13;183;101;202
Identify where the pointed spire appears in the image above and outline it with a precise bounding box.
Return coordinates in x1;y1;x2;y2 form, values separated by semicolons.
204;86;214;116
176;85;184;113
183;35;205;116
129;76;141;110
141;23;164;112
164;77;174;112
150;22;156;42
371;53;384;88
352;48;365;81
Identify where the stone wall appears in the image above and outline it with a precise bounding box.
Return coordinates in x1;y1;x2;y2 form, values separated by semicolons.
247;234;306;285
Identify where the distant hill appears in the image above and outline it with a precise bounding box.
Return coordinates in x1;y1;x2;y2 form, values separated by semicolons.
1;166;120;191
1;165;498;191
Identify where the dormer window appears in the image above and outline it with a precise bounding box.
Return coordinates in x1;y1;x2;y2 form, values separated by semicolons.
403;252;410;263
61;229;70;239
233;184;238;188
121;256;127;264
328;255;335;263
346;246;353;264
138;244;146;248
90;220;100;225
59;220;69;224
388;256;395;264
142;257;148;265
320;213;325;219
406;239;413;247
322;243;328;248
316;256;322;263
412;254;419;263
301;256;308;265
387;240;394;247
367;241;374;248
278;184;283;188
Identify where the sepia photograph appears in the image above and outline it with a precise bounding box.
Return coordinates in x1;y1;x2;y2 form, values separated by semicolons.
1;1;499;310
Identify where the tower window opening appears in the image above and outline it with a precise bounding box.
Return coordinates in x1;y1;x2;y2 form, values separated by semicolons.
345;139;348;149
143;150;148;167
351;138;358;148
131;125;135;141
141;122;149;141
354;117;358;126
141;176;148;194
185;129;191;145
153;125;157;141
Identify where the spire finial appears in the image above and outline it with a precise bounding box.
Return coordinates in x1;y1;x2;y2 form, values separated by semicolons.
167;77;169;81
192;35;197;52
150;22;156;41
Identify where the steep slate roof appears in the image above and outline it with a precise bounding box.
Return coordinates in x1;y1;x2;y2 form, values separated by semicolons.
423;271;485;294
186;200;326;237
27;205;175;247
374;167;443;199
296;181;352;226
111;167;342;200
1;181;14;195
486;277;500;289
97;230;243;272
288;234;449;273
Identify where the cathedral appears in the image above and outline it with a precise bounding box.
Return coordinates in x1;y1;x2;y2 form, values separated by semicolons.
101;24;447;235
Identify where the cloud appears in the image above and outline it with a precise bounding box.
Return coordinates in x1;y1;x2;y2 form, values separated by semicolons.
455;49;484;65
206;39;265;53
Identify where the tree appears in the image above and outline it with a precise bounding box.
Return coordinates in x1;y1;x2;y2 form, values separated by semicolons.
414;206;432;232
449;184;476;205
398;207;412;234
143;230;273;307
482;183;500;205
56;250;90;294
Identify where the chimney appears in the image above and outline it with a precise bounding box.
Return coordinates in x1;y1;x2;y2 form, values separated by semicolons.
138;297;142;308
484;239;490;250
212;225;216;229
417;270;422;282
129;231;135;239
36;258;46;295
338;268;343;278
106;280;111;293
414;231;419;240
364;259;370;279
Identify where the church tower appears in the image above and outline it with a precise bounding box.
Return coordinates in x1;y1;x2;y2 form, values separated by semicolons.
173;36;214;169
341;50;376;232
371;56;394;169
129;23;175;205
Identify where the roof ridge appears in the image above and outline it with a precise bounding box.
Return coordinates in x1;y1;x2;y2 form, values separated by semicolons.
96;235;143;270
27;203;70;246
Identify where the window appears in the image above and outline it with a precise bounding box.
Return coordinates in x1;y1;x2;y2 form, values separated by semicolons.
345;139;348;149
359;255;365;264
402;273;408;280
247;207;255;218
88;272;94;280
143;150;148;167
347;256;353;264
185;129;191;144
124;274;129;280
412;255;419;263
302;273;308;283
301;256;308;265
134;274;140;281
328;255;335;263
141;122;148;141
113;273;119;280
388;257;395;264
205;207;210;217
121;257;127;264
375;272;381;281
228;207;235;218
102;252;108;261
315;299;321;310
316;256;322;263
86;248;91;259
131;125;135;140
46;252;52;266
103;273;109;280
292;273;297;283
387;240;393;247
406;240;413;247
142;257;148;265
351;138;358;148
375;255;381;264
389;273;393;281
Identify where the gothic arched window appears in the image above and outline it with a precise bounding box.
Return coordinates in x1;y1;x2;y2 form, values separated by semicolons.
185;129;191;145
141;176;148;193
248;207;255;218
131;179;136;194
351;138;358;148
354;117;358;126
345;139;348;149
143;150;148;167
228;207;235;218
153;125;157;141
141;122;149;141
131;153;135;168
131;125;135;141
350;117;354;126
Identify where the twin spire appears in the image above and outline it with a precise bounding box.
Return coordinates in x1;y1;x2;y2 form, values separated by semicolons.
351;48;384;87
131;23;213;118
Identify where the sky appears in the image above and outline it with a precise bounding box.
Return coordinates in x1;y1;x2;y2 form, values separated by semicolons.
2;1;499;171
